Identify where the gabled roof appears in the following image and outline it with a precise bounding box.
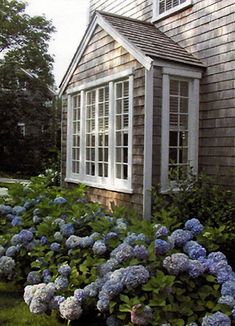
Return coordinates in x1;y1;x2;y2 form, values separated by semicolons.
59;11;204;96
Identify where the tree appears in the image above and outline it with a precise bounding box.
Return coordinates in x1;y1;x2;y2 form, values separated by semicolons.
0;0;59;176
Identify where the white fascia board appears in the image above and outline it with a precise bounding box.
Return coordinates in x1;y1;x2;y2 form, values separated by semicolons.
58;17;98;97
97;13;153;71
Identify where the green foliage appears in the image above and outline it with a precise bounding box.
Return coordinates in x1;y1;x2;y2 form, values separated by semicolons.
152;173;235;265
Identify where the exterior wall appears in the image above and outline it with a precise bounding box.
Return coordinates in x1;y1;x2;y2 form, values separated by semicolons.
155;0;235;189
90;0;152;21
61;26;146;212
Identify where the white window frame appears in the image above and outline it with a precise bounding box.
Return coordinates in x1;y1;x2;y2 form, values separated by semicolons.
160;67;201;192
65;70;134;193
152;0;193;22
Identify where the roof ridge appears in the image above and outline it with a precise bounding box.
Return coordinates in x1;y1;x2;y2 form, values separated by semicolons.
96;10;154;27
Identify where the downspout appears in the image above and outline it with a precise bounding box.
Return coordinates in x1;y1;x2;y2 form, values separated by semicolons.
143;65;154;219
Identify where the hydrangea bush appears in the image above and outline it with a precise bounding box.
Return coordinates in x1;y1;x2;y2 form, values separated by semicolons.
0;180;235;325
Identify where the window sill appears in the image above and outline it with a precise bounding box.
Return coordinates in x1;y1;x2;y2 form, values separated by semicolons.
65;178;133;194
152;0;193;23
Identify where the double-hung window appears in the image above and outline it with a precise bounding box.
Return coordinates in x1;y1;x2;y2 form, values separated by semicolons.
153;0;192;21
67;72;133;192
161;67;201;192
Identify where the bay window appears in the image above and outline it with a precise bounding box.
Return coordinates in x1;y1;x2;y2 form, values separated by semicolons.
66;72;133;192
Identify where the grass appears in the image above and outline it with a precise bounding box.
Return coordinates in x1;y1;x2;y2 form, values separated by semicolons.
0;282;65;326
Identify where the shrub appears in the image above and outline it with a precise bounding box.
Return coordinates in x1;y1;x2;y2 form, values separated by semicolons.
152;173;235;266
0;178;235;325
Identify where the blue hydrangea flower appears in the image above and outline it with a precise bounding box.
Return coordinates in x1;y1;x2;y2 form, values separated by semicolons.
187;259;206;278
59;296;83;320
218;296;235;308
27;271;41;285
155;239;172;255
131;305;153;325
221;281;235;297
122;265;150;290
54;232;63;242
66;235;80;249
60;223;74;238
154;224;169;238
74;289;85;303
40;236;48;245
111;243;134;263
133;245;148;260
163;253;189;275
183;241;207;259
6;246;18;257
84;282;98;297
11;234;21;245
0;256;15;279
78;236;95;248
11;216;22;226
42;269;51;283
104;232;118;242
232;307;235;318
18;229;34;244
98;258;119;277
50;242;60;252
52;218;65;227
33;208;41;216
92;240;107;255
0;204;12;215
12;206;26;216
208;252;227;263
58;264;71;277
106;315;120;326
53;197;67;205
97;296;110;312
184;218;204;236
55;276;69;290
0;246;5;258
201;311;231;326
169;229;193;247
33;215;41;224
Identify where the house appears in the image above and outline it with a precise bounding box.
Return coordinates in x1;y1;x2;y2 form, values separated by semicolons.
59;0;235;217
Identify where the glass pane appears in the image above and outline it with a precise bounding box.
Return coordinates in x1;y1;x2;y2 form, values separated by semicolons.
99;134;103;146
180;81;189;97
123;114;128;128
99;104;103;116
159;0;165;13
104;148;108;162
91;148;95;161
170;80;179;95
180;131;188;147
86;149;90;160
116;164;121;179
170;97;178;114
86;163;90;175
124;81;129;97
116;83;122;98
169;148;177;164
123;165;128;180
116;148;122;163
99;88;104;102
124;133;128;146
116;100;122;114
123;99;129;113
98;148;103;161
104;164;108;177
169;131;178;147
180;114;188;129
105;134;108;146
91;135;95;146
98;164;103;177
91;163;95;176
166;0;172;10
116;115;122;130
180;98;188;114
173;0;179;6
116;132;122;146
105;103;109;116
123;148;128;163
170;114;178;128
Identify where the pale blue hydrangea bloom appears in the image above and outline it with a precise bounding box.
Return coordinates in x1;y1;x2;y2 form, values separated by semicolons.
169;229;193;247
92;240;107;255
154;224;169;238
218;296;235;308
6;246;18;257
133;245;149;260
48;295;65;310
59;296;83;320
163;253;189;275
58;264;71;277
55;276;69;290
201;311;231;326
60;223;74;238
50;242;60;252
111;243;134;263
187;259;206;278
54;232;63;242
53;197;67;204
0;256;15;279
0;204;12;215
27;271;41;285
12;205;26;216
74;289;85;303
221;281;235;297
155;239;172;255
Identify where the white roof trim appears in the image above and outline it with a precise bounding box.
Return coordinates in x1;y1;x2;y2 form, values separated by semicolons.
58;13;153;97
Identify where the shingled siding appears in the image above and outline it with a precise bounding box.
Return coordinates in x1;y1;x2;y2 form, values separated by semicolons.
155;0;235;189
62;26;146;212
152;66;162;187
90;0;152;21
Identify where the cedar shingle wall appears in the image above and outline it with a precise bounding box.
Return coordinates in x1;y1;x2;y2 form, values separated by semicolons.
62;26;145;212
155;0;235;189
90;0;152;21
